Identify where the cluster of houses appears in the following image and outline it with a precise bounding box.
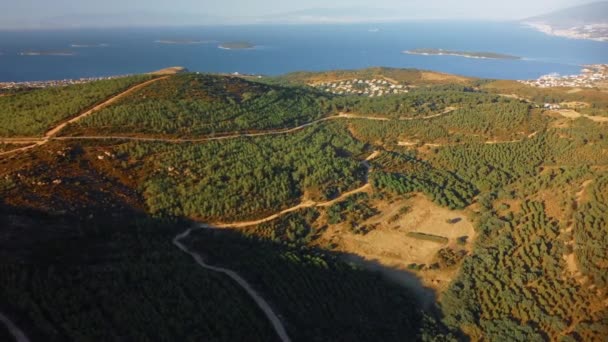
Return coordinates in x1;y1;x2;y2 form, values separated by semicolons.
519;64;608;88
313;78;409;97
0;75;131;90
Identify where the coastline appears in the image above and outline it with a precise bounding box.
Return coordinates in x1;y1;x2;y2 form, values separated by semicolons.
403;50;520;60
523;22;608;43
20;51;75;56
70;43;109;48
155;40;215;45
218;46;256;51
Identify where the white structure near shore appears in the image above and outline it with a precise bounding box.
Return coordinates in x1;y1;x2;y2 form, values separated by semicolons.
519;64;608;88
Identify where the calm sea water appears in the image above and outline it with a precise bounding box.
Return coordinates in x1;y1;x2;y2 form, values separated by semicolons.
0;22;607;82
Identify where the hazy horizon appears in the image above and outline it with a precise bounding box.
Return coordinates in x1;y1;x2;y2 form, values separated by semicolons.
1;0;603;30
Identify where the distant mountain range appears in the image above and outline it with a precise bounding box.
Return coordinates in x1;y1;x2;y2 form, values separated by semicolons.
522;1;608;42
12;8;410;29
5;3;608;32
38;12;224;28
254;8;409;24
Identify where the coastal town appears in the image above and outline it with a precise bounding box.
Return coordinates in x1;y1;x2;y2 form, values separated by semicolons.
0;75;132;90
525;23;608;43
313;78;409;97
519;64;608;88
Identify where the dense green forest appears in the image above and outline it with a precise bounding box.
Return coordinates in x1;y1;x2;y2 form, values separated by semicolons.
1;69;607;341
371;151;477;209
342;100;543;145
0;208;451;341
185;228;453;342
0;322;12;342
330;90;468;118
441;200;608;341
0;76;152;137
68;74;333;136
481;80;608;116
115;123;368;221
252;208;321;246
430;135;551;192
574;175;608;287
0;215;280;342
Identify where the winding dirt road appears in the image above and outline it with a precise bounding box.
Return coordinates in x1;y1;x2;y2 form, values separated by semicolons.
0;312;30;342
173;229;292;342
0;76;169;156
201;150;379;229
1;106;458;156
398;131;539;148
336;107;456;122
173;151;379;342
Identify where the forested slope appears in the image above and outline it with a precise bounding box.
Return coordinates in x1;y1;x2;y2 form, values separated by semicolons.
1;68;607;341
66;74;333;137
0;75;152;137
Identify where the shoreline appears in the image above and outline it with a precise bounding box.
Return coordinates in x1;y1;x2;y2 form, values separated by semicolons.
403;50;520;60
523;22;608;43
218;46;256;51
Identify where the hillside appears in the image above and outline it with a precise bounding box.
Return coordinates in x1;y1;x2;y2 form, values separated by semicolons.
278;67;473;86
523;1;608;41
1;68;608;341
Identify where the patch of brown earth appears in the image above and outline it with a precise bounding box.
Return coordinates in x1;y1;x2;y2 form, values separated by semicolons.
318;194;475;294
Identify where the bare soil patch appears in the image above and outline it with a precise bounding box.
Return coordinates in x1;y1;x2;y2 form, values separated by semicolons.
554;109;608;123
561;179;594;283
318;194;475;293
420;71;469;83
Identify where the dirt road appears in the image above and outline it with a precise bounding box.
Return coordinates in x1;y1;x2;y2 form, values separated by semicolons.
173;229;291;342
173;150;379;341
0;76;169;156
204;151;379;229
0;312;30;342
337;107;456;122
1;104;456;156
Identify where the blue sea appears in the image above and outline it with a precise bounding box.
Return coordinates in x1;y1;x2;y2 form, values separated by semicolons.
0;22;607;82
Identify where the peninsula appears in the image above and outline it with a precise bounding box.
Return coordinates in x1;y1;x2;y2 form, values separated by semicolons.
404;48;521;60
219;42;255;50
522;1;608;42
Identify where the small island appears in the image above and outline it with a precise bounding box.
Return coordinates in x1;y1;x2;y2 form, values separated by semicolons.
20;50;75;56
155;39;212;45
404;48;521;60
70;43;109;48
219;42;255;50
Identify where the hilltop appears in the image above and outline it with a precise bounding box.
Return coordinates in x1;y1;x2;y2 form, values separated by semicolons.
1;67;607;341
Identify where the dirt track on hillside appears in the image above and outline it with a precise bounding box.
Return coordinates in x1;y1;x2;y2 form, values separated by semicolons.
0;312;30;342
173;151;379;342
1;105;458;156
203;151;379;229
0;76;169;156
173;229;292;342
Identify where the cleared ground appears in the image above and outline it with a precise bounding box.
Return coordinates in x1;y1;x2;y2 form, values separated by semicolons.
318;194;475;293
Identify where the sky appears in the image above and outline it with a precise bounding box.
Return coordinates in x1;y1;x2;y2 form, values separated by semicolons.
0;0;599;29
